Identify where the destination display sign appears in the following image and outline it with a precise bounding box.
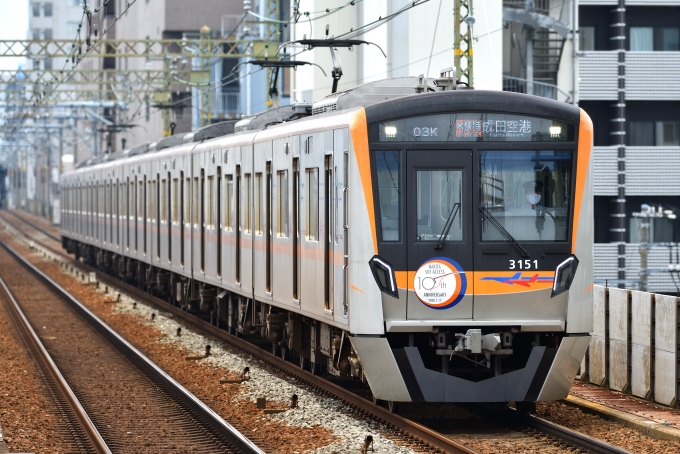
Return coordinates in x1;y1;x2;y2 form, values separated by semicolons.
377;113;574;142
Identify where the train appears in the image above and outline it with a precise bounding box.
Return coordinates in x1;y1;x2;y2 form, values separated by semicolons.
60;75;594;408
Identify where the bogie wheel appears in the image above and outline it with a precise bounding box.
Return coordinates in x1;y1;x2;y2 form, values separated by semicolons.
271;342;279;356
387;401;399;414
279;346;288;361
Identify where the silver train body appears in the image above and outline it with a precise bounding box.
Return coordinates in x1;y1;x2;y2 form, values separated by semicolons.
61;77;594;404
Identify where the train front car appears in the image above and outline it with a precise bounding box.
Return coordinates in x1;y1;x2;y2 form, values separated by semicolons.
349;90;593;404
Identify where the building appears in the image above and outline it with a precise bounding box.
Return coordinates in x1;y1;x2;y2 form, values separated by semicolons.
28;0;83;66
578;1;680;292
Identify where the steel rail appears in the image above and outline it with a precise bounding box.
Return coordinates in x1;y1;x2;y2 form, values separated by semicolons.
0;211;475;454
0;237;265;454
84;265;476;454
0;277;111;454
5;210;61;242
519;410;633;454
4;211;634;454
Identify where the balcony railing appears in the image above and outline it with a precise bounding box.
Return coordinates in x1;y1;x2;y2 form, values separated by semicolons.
211;92;240;117
502;75;571;103
503;0;550;11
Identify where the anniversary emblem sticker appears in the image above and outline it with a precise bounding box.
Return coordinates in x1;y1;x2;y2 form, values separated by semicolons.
413;257;467;310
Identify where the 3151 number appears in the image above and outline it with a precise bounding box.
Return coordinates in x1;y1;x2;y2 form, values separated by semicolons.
509;259;538;270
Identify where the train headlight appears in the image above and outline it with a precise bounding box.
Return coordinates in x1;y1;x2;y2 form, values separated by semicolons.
384;125;397;138
368;255;399;298
551;255;579;298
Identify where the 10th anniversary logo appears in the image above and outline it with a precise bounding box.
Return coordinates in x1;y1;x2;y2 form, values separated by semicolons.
413;257;467;310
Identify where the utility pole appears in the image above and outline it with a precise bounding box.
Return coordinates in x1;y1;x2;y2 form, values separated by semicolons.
454;0;474;86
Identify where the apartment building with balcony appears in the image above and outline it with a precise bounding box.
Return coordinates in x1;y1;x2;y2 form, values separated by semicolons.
578;1;680;291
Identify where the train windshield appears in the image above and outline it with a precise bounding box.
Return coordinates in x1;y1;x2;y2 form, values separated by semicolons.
480;150;572;242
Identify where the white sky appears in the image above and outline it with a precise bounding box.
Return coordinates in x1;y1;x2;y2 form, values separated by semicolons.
0;0;28;70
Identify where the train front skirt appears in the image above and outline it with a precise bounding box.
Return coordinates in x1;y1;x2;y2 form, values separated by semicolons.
350;335;590;402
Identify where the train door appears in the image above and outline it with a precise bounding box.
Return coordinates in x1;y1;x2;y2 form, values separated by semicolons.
271;138;294;306
191;152;203;277
405;149;474;320
220;149;237;289
299;132;330;318
239;144;254;295
203;153;221;285
333;129;349;321
253;141;273;301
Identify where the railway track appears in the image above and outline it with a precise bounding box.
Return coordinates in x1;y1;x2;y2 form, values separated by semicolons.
0;232;264;454
1;209;634;454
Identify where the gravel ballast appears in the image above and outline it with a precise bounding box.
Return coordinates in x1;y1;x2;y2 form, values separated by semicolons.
0;225;415;454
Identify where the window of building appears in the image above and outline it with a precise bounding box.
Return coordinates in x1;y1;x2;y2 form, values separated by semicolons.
630;27;654;51
277;171;288;237
32;3;40;17
661;28;680;51
628;121;655;145
43;29;53;40
306;168;319;241
32;29;40;40
580;26;595;51
657;121;680;146
68;21;79;36
628;121;680;146
43;3;52;17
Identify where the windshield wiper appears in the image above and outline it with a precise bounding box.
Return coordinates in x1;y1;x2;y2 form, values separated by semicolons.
435;203;461;250
479;205;530;258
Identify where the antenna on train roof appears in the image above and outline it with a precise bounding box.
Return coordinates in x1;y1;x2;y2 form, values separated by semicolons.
277;25;386;94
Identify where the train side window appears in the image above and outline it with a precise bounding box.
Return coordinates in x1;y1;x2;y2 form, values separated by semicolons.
161;179;167;223
149;180;156;223
184;177;190;227
207;175;215;228
277;170;288;237
137;180;143;222
244;174;251;234
305;168;319;241
225;175;233;231
375;151;401;242
255;173;262;235
172;178;179;225
192;177;199;227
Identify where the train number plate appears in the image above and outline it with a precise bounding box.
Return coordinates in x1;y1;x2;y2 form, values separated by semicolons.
509;259;538;270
